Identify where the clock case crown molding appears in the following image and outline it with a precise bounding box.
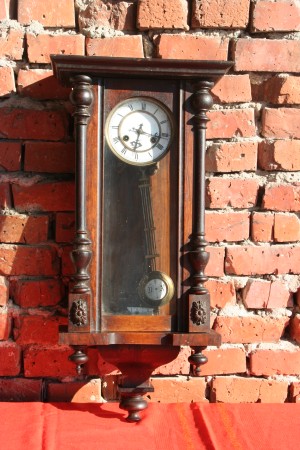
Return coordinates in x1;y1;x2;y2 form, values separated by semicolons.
51;55;232;422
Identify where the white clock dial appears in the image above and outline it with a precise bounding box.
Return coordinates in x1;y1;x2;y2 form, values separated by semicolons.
145;278;167;301
105;97;174;166
138;270;175;307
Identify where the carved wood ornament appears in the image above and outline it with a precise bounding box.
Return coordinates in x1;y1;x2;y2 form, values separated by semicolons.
51;56;232;421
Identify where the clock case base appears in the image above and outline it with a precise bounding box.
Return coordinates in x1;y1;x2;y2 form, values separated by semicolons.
51;56;232;421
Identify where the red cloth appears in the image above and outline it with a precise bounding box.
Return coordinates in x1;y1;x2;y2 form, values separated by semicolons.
0;402;299;450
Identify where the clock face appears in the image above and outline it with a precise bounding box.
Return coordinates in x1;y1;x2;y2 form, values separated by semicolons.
105;97;174;166
138;270;175;308
145;278;167;302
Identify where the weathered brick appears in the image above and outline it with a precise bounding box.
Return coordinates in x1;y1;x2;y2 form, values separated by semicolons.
255;75;300;105
0;244;59;276
200;346;246;376
55;213;75;243
78;0;136;32
14;316;64;345
0;107;68;141
0;378;42;401
251;212;274;242
206;178;259;208
24;142;75;173
137;0;188;30
290;381;300;402
268;280;294;308
0;66;15;96
12;279;63;308
225;244;300;276
252;0;300;32
250;347;300;376
0;341;21;376
206;246;225;277
262;108;300;139
0;183;12;209
0;214;48;244
18;69;70;100
290;314;300;344
243;278;293;309
0;313;11;340
0;276;9;306
60;245;73;277
86;35;143;58
206;211;250;242
206;141;257;173
212;74;251;103
24;345;77;377
274;213;300;242
211;376;288;403
12;181;75;212
213;316;289;343
0;28;24;59
0;0;8;19
258;140;300;172
153;347;190;375
156;34;228;60
149;377;207;403
0;142;21;171
18;0;75;27
234;39;300;72
207;109;256;139
26;33;85;63
192;0;250;29
47;379;103;403
207;278;236;309
263;183;300;212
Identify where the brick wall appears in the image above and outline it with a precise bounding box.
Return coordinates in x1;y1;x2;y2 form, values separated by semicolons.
0;0;299;404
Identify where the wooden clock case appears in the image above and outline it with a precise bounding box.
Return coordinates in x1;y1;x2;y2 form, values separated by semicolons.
51;56;232;421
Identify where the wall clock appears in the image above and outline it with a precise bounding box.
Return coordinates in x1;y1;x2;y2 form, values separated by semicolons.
51;56;232;421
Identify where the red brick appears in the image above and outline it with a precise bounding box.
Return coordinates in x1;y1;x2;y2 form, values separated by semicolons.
290;315;300;344
0;244;59;276
0;341;21;376
234;39;300;72
225;244;300;276
206;211;250;242
213;316;289;344
274;213;300;242
0;183;12;208
252;1;300;32
258;140;300;172
212;74;251;103
12;279;63;308
207;278;236;309
18;69;71;100
200;346;246;376
24;142;75;173
250;347;300;376
251;212;274;242
262;108;300;139
0;378;42;401
12;181;75;212
257;75;300;105
86;35;144;58
206;141;257;173
0;66;15;96
0;142;21;171
14;316;63;345
137;0;188;30
156;34;229;60
243;278;293;309
211;376;288;403
290;382;300;402
0;0;8;19
207;109;256;139
0;313;11;340
61;245;74;277
0;107;68;141
0;28;24;59
0;214;48;244
149;377;207;403
0;276;9;306
263;183;300;212
78;0;136;32
206;178;259;208
18;0;75;27
47;379;103;403
153;347;190;375
192;0;250;29
206;246;225;277
26;33;85;63
56;213;75;243
24;345;77;377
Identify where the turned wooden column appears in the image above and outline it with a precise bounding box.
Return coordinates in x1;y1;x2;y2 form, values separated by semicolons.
187;80;214;375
